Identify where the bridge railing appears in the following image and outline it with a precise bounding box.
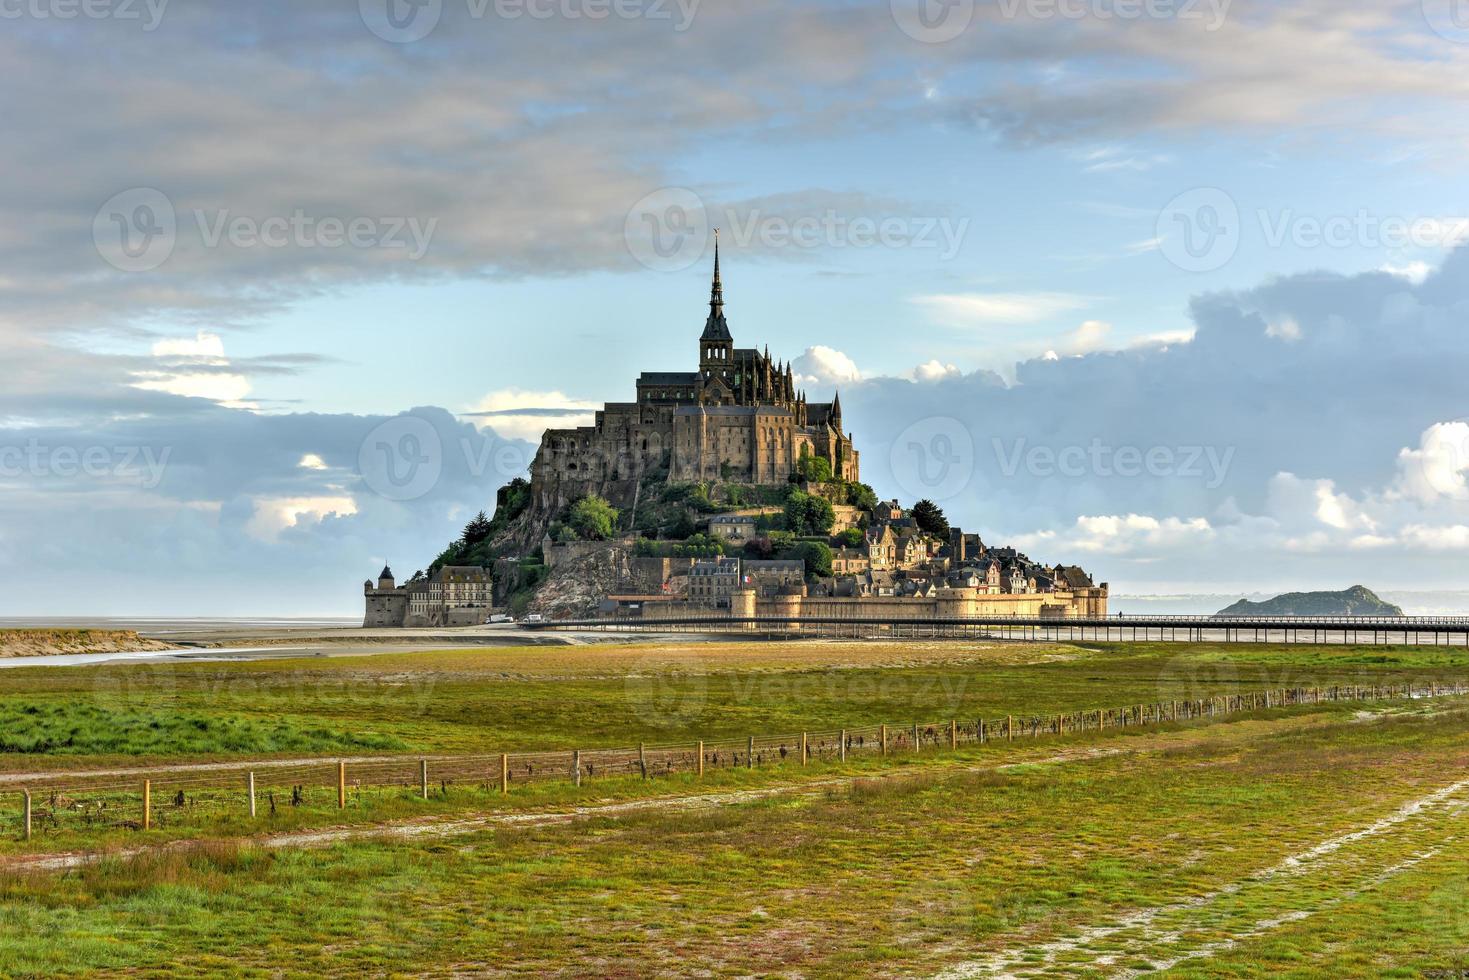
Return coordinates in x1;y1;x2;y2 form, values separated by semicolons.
530;612;1469;629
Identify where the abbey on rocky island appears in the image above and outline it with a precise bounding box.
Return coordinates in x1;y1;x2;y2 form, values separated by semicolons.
364;241;1109;626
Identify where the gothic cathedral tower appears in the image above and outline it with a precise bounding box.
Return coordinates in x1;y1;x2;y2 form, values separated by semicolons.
698;232;735;405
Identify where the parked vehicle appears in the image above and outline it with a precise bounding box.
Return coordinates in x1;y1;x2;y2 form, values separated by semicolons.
488;614;513;624
524;613;544;623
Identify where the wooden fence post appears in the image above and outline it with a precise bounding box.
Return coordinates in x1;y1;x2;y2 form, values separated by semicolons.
950;719;957;750
697;741;704;778
880;724;888;756
839;729;847;762
338;762;346;809
573;750;582;787
639;743;648;780
978;719;985;744
420;759;429;800
1007;715;1013;742
142;779;151;830
22;790;31;841
248;772;256;818
911;724;919;752
500;753;509;795
747;736;754;769
801;732;808;765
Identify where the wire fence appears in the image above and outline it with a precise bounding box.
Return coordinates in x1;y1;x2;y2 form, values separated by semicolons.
8;682;1467;842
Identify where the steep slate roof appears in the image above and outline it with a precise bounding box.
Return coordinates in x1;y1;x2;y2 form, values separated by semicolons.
638;371;700;386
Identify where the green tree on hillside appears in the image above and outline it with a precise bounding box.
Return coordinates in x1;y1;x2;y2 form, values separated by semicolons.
784;490;835;536
911;499;950;537
461;510;493;547
845;482;879;512
796;452;832;484
668;508;698;540
785;541;834;580
568;495;619;541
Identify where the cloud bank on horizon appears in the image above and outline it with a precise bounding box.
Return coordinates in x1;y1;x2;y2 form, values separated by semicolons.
843;249;1469;594
3;0;1468;614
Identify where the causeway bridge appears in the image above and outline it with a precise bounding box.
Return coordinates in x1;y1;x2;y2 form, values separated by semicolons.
525;613;1469;646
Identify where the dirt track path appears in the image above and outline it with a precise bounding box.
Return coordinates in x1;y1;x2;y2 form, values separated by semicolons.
0;746;1127;874
1;705;1450;881
934;777;1469;978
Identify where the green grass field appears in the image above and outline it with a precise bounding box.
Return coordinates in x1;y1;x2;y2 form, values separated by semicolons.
0;639;1466;976
0;639;1463;767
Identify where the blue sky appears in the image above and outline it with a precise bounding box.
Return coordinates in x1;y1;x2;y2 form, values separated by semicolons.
4;0;1469;614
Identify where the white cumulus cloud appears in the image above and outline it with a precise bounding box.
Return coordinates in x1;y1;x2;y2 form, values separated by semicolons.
792;346;863;387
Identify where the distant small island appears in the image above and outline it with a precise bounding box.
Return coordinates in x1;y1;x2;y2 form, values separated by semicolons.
1215;585;1404;618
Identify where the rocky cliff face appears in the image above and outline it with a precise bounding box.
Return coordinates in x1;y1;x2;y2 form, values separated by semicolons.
1215;585;1404;617
525;545;629;619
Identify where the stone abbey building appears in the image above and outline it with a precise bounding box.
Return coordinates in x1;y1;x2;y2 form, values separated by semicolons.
529;241;859;516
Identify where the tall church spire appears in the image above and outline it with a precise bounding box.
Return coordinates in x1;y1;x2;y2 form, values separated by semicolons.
700;230;732;343
710;229;722;309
